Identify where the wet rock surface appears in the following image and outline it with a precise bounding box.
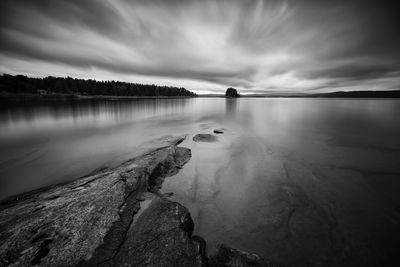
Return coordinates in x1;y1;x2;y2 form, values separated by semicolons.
193;134;218;143
0;138;192;266
107;198;206;267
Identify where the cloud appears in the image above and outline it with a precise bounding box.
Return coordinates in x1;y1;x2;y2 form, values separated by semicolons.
298;64;400;81
0;0;399;93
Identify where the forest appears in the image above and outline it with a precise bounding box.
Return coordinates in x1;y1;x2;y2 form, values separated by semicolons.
0;74;197;97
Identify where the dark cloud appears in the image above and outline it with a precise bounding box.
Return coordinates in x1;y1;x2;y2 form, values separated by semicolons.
0;0;399;93
298;65;400;81
0;0;122;36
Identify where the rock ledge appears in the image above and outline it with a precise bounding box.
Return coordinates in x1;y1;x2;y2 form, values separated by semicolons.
0;137;281;267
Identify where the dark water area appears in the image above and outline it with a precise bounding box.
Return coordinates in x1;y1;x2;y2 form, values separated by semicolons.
1;97;400;266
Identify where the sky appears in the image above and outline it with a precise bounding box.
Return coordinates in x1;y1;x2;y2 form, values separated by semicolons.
0;0;399;94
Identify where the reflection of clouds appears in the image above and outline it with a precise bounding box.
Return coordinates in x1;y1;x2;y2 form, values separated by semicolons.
0;0;399;93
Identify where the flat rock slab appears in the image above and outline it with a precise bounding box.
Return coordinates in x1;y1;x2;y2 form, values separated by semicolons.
193;134;218;143
0;143;191;266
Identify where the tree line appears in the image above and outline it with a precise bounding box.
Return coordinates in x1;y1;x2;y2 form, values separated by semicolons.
0;74;197;97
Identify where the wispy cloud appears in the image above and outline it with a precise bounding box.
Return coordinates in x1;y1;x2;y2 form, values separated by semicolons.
1;0;399;93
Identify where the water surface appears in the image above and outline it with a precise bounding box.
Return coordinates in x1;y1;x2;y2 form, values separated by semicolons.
1;97;400;266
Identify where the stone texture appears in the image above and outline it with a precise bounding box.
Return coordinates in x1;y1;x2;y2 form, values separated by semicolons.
109;198;207;267
0;138;191;267
193;134;218;143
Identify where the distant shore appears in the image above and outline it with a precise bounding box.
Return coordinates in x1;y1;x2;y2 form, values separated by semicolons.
199;90;400;98
0;92;197;100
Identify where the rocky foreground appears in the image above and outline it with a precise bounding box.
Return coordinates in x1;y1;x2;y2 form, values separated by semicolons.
0;136;280;267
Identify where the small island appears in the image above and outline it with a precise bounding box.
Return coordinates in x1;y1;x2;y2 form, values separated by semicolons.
225;87;240;98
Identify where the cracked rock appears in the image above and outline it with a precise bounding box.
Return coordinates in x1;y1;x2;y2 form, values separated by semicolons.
0;143;191;266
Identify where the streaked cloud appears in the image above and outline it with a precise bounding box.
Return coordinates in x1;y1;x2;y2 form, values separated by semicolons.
0;0;399;93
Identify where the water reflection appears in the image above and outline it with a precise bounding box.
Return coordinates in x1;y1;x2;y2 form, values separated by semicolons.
1;97;399;199
225;98;238;118
1;97;400;265
0;98;193;133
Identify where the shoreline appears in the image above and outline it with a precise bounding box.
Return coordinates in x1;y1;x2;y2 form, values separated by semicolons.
0;136;278;266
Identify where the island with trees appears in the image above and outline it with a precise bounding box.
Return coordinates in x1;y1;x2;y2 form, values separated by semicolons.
225;87;240;98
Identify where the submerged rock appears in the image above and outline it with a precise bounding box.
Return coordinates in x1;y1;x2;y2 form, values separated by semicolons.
193;134;218;143
213;129;224;134
209;244;282;267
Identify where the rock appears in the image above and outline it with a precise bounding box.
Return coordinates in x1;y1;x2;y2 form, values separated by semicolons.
109;198;207;267
0;136;281;267
0;143;191;266
225;88;240;98
209;244;282;267
213;129;224;134
193;134;218;143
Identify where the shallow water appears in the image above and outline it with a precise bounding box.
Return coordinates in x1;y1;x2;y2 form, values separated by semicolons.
1;97;400;265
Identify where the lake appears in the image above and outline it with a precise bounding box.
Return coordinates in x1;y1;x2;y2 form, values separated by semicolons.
1;97;400;266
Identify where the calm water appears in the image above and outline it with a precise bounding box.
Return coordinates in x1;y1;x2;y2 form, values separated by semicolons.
1;97;400;265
